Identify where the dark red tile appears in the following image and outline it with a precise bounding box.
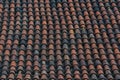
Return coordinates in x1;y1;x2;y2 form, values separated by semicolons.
0;0;120;80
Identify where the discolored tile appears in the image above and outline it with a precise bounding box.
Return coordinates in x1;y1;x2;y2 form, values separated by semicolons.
0;0;120;80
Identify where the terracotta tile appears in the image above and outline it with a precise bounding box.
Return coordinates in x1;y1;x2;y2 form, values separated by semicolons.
0;0;120;79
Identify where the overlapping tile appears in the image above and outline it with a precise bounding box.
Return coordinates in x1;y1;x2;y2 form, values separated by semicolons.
0;0;120;80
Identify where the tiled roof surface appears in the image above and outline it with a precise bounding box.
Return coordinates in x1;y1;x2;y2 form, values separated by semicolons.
0;0;120;80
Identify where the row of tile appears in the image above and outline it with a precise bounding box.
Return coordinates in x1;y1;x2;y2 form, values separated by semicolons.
0;0;120;80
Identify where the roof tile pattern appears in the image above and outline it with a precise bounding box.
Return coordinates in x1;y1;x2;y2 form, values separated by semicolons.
0;0;120;80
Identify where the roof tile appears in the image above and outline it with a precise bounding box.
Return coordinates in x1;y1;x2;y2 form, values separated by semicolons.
0;0;120;79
